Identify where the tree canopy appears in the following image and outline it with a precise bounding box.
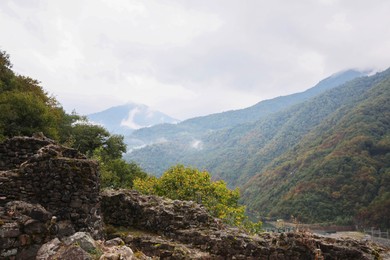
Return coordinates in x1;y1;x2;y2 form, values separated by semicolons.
0;51;73;141
134;165;262;232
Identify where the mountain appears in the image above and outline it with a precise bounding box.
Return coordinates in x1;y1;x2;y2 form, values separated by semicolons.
125;69;369;173
241;69;390;228
87;103;179;136
127;70;365;150
125;68;390;228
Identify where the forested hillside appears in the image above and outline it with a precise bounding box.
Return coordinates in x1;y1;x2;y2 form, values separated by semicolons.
242;70;390;228
126;71;376;185
127;68;390;228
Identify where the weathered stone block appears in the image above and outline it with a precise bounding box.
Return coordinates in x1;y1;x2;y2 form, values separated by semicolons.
0;223;20;238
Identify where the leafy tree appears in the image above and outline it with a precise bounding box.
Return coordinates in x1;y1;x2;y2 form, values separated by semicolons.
0;50;71;141
0;91;57;138
100;134;127;160
87;131;146;189
99;158;147;189
69;122;110;156
134;165;262;230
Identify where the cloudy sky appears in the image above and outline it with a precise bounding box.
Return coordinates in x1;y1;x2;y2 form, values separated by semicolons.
1;0;390;120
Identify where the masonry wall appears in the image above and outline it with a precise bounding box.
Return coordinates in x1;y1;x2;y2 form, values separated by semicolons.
0;136;54;171
0;136;103;238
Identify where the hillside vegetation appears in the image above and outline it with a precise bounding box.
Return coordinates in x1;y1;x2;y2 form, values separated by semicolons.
242;71;390;228
127;69;390;228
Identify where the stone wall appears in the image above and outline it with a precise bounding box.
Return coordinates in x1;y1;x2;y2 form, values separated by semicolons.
0;201;54;259
102;190;384;259
101;189;217;234
0;136;102;239
0;136;54;171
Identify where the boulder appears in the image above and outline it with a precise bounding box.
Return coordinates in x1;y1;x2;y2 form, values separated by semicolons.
62;232;97;252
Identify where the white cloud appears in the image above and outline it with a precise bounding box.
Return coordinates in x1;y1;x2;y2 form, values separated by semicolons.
190;139;203;150
326;13;353;32
124;74;197;108
1;0;389;120
298;51;325;74
120;107;143;129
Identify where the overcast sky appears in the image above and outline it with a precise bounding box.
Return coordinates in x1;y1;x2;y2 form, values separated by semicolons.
1;0;390;120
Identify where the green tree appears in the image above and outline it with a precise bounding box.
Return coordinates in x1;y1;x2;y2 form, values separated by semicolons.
100;134;127;160
134;165;261;230
0;87;64;140
0;50;70;141
90;132;146;189
99;159;147;189
69;122;110;156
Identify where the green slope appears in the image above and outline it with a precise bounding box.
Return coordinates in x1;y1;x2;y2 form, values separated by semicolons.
241;70;390;228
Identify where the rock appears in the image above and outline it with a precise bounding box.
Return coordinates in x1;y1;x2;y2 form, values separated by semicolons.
36;237;62;259
1;248;17;258
57;220;76;238
37;236;94;260
99;245;134;260
24;219;47;235
0;222;20;237
62;232;97;252
57;246;93;260
17;244;42;260
104;237;125;247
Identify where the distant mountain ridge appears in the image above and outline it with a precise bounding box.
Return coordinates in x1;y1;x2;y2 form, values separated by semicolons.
126;69;367;150
87;103;179;136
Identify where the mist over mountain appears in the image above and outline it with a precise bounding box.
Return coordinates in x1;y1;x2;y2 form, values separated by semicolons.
125;69;369;171
125;69;367;150
87;103;179;136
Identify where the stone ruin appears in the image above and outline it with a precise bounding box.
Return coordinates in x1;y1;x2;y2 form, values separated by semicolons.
102;190;389;259
0;135;389;259
0;136;103;258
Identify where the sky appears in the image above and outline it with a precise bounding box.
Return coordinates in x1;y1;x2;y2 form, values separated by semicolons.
1;0;390;120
